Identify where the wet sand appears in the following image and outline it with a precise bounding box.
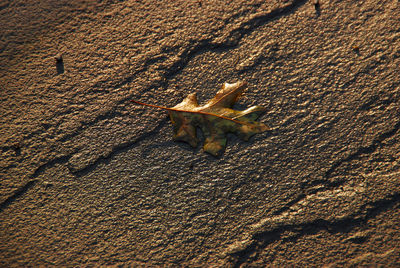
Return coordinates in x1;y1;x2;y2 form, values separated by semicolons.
1;0;399;266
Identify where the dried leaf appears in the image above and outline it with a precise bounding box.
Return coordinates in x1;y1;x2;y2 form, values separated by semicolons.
132;81;270;156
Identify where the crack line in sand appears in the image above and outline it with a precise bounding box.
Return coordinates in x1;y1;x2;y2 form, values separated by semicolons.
325;119;400;178
276;119;400;217
227;193;400;266
0;154;73;213
163;0;308;80
0;180;38;213
70;119;167;176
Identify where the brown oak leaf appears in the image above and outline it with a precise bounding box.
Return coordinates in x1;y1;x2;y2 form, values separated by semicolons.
131;81;270;156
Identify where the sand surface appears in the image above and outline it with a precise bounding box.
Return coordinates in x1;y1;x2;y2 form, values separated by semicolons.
1;0;399;266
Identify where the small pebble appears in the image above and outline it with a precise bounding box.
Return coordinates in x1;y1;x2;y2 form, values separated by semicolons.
43;181;54;188
352;45;360;53
11;142;21;155
313;0;320;10
55;53;63;63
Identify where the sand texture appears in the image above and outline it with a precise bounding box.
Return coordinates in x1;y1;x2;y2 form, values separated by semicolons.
1;0;400;266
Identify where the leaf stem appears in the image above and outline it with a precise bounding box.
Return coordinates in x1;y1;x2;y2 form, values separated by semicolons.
131;99;251;126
